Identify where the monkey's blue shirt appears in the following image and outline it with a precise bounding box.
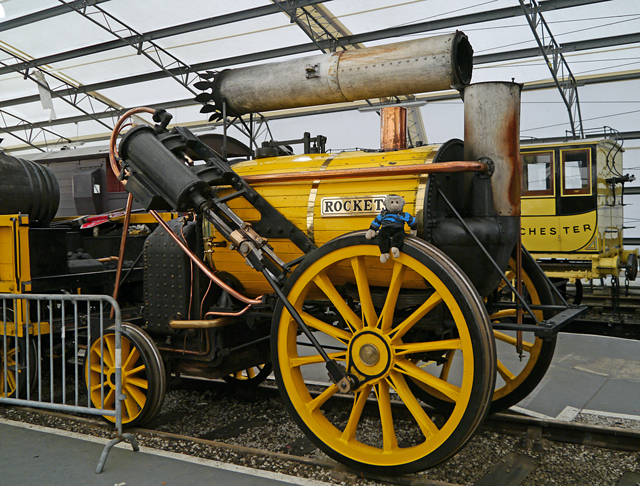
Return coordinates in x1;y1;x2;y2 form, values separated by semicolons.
369;210;417;230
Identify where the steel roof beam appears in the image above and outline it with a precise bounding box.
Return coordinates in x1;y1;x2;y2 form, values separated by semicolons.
0;0;111;33
0;0;329;77
0;0;608;79
2;27;636;113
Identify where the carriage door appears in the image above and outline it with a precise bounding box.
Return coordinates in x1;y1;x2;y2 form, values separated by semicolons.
521;151;556;252
558;147;597;252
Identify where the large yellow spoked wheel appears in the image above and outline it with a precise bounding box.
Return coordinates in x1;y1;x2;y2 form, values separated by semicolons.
489;252;556;413
410;250;555;415
271;233;496;474
85;323;166;427
0;337;36;398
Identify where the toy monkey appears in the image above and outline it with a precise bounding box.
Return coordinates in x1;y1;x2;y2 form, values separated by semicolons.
365;194;417;263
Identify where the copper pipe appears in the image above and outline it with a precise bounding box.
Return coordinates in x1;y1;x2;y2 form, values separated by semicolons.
205;304;253;318
158;330;211;356
170;317;233;329
149;210;262;306
109;106;155;183
111;192;134;319
241;160;488;185
380;106;407;151
98;256;119;263
516;231;524;358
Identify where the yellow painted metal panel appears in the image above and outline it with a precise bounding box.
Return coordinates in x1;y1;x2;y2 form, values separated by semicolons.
207;147;439;295
521;211;597;253
521;197;555;216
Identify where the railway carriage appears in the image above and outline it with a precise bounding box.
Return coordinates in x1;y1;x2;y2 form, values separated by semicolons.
1;33;583;474
521;138;638;302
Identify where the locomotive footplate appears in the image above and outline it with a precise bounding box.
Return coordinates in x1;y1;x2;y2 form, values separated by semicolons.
490;304;588;338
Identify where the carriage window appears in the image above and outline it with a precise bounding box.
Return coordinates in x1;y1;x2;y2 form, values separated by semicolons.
562;149;591;195
522;152;553;196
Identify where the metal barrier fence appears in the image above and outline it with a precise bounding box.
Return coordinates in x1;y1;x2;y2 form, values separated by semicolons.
0;293;138;473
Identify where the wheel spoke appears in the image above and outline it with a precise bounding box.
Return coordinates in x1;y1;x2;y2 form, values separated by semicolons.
6;370;16;389
307;384;339;412
340;385;372;442
126;376;148;389
103;388;115;408
102;335;116;368
380;261;407;332
313;272;363;332
289;351;346;368
123;389;141;418
493;330;534;352
125;364;146;377
390;291;443;342
439;349;455;381
496;358;517;383
375;381;398;452
387;371;438;440
123;347;141;373
125;382;147;408
91;345;113;370
394;358;461;403
489;309;516;320
394;338;462;356
350;256;377;328
89;362;107;374
298;310;352;343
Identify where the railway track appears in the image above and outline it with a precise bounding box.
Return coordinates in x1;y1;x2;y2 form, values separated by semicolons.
2;376;639;486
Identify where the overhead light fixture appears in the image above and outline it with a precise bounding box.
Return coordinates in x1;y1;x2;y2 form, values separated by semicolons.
0;5;5;19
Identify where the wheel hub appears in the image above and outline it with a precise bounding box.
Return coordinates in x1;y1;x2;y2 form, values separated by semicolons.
348;330;392;384
359;343;380;366
106;369;117;389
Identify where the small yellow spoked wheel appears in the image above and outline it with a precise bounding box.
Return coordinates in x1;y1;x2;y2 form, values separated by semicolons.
0;337;36;398
224;363;273;389
85;323;166;427
410;250;555;414
271;233;496;474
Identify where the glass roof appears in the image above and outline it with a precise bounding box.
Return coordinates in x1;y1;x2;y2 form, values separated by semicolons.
0;0;638;155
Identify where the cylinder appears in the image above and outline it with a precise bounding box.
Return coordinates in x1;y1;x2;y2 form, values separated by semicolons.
119;126;211;212
463;82;522;217
206;32;472;116
0;153;60;225
380;106;407;151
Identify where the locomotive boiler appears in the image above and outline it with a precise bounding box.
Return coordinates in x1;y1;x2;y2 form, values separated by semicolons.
0;32;582;475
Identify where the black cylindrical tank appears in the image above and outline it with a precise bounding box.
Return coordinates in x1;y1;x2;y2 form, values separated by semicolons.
0;153;60;225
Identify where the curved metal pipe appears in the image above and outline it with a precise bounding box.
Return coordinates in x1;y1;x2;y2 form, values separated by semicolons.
109;106;155;182
205;304;253;318
149;210;262;306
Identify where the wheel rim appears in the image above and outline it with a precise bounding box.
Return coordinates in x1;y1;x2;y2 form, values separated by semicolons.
86;325;165;426
491;258;545;402
273;236;494;472
410;253;556;413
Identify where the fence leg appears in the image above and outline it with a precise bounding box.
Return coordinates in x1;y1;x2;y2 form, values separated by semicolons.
95;433;140;474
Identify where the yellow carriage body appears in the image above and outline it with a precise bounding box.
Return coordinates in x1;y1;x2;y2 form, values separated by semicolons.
521;139;637;280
